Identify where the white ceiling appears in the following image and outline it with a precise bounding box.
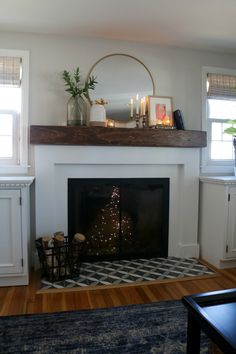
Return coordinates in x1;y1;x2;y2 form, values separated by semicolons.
1;0;236;54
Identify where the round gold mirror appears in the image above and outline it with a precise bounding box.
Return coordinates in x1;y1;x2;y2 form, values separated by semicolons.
87;54;155;122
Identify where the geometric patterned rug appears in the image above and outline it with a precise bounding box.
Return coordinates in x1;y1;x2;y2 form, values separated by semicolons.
40;257;215;290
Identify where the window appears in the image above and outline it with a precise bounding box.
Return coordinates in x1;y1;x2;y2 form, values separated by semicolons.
0;111;19;163
202;67;236;174
0;50;29;174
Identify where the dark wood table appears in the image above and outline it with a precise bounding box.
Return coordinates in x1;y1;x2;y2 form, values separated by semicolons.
182;288;236;354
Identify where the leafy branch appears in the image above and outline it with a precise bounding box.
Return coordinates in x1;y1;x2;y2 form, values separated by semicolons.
62;67;97;98
224;119;236;136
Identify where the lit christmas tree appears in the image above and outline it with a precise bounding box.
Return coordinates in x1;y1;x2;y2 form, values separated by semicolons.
87;186;133;255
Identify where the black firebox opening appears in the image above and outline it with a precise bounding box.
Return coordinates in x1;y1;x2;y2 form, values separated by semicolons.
68;178;169;262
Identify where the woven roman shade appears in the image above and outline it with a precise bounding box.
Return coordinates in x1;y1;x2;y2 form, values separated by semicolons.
0;56;22;87
207;73;236;100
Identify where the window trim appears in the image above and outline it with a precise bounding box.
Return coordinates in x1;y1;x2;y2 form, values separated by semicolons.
0;110;19;165
201;66;236;175
0;49;29;175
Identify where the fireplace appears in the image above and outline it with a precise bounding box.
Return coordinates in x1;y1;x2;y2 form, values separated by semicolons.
33;145;201;261
68;178;169;261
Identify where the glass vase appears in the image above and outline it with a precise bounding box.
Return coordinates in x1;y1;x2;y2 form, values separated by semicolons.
67;96;87;126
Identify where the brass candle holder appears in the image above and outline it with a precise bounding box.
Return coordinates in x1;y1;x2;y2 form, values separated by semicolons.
132;113;147;128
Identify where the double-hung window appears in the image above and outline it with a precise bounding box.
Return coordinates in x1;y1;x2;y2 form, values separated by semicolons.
0;50;29;174
202;67;236;174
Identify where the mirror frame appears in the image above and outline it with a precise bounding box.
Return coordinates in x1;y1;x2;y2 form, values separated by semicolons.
87;53;156;122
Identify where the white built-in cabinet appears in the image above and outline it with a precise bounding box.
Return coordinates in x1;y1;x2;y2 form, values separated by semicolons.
199;176;236;269
0;177;34;286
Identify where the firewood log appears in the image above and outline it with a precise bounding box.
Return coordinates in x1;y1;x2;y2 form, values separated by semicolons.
41;235;59;279
54;234;64;247
68;233;86;274
73;233;86;243
53;231;66;276
42;235;53;249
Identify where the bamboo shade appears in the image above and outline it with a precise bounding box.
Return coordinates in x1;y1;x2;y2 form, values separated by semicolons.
207;73;236;100
0;56;22;87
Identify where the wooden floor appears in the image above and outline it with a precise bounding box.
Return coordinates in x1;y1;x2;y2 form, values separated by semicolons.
0;266;236;317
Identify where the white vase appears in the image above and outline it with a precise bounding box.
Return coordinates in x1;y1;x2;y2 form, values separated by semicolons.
89;104;106;126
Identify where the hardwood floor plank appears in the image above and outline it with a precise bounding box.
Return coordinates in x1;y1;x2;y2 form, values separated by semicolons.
70;291;91;311
26;293;43;314
146;284;173;301
105;288;124;307
87;289;109;309
0;268;236;316
134;285;155;303
0;287;11;316
98;288;116;308
0;287;15;316
118;285;143;305
141;285;160;302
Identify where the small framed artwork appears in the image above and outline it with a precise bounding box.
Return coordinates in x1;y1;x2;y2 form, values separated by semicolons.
148;96;174;127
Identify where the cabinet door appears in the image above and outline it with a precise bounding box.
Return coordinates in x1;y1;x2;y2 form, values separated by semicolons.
0;189;23;274
226;188;236;258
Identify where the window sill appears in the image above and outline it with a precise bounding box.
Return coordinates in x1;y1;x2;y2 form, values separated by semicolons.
0;165;30;175
200;164;234;175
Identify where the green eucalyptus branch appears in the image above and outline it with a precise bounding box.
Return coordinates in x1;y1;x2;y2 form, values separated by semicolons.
62;67;97;98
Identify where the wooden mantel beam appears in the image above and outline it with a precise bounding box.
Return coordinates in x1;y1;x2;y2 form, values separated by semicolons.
30;125;207;148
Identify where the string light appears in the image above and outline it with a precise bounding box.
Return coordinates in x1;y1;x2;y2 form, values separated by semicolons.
88;186;133;255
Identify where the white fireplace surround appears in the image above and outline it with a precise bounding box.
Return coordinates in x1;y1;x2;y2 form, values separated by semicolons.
34;145;201;258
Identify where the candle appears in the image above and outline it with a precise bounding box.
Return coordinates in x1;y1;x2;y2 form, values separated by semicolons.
136;94;139;115
107;119;115;127
130;98;134;118
142;96;146;116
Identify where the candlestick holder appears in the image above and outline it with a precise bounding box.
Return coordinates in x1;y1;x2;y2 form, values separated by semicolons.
142;114;147;128
133;113;147;128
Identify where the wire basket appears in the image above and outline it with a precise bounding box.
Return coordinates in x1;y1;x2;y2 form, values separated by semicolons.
35;236;85;282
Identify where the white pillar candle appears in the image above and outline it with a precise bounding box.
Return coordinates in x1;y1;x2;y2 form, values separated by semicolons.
136;94;139;115
140;97;143;116
143;96;146;116
130;98;134;118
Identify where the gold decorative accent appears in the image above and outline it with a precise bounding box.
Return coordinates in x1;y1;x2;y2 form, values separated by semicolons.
95;98;108;105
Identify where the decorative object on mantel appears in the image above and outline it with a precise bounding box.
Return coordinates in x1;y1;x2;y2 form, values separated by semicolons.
224;119;236;175
130;94;148;128
89;98;107;127
106;118;115;128
148;95;174;128
87;53;155;125
62;67;97;126
173;109;185;130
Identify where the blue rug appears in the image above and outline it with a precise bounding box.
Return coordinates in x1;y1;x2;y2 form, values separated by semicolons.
0;300;210;353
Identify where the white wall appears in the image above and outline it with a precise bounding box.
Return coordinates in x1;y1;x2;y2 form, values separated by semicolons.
1;31;236;127
1;30;236;169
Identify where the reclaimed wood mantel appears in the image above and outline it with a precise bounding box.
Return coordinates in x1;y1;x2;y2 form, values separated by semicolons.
30;125;207;148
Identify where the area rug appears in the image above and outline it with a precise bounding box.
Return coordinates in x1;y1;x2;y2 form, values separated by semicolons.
0;300;210;353
40;256;215;290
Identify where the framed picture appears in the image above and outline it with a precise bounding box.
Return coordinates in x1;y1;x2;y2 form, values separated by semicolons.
148;96;173;127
